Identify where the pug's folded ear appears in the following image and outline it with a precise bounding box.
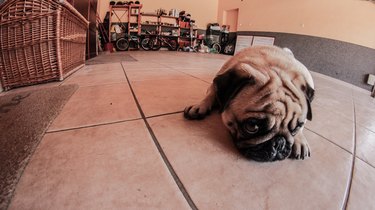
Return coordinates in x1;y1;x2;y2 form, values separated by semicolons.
304;83;315;121
213;63;267;111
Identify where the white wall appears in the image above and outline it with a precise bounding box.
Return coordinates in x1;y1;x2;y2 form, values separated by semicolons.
218;0;375;49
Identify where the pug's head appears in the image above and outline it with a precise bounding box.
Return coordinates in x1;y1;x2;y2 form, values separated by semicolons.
214;47;314;162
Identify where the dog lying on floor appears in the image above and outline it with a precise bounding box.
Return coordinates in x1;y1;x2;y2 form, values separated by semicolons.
184;46;315;162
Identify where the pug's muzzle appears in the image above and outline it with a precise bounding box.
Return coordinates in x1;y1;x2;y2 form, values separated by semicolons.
236;136;292;162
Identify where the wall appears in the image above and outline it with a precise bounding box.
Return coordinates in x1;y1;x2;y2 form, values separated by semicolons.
98;0;218;29
218;0;375;49
218;0;375;90
237;31;375;91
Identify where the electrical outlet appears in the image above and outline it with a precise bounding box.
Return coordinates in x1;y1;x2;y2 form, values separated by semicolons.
367;74;375;85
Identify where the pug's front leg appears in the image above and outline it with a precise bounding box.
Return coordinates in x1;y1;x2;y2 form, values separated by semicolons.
184;85;216;120
291;130;311;160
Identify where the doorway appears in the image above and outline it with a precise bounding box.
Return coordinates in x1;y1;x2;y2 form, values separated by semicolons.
223;8;239;32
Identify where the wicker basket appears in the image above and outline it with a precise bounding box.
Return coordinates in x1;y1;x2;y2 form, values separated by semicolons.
0;0;89;90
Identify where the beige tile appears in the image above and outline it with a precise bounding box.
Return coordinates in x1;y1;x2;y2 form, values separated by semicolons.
305;104;354;152
49;84;140;131
355;101;375;133
311;71;354;92
9;120;190;210
171;67;218;83
356;125;375;167
63;63;126;87
352;87;375;106
347;158;375;210
75;63;124;76
121;61;169;71
125;68;190;82
131;78;209;117
313;88;354;121
148;113;352;210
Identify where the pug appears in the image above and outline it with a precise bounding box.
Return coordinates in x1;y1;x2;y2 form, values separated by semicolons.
184;46;315;162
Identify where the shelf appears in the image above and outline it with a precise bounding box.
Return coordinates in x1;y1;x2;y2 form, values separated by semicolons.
180;27;198;30
160;15;179;19
111;4;142;9
161;35;179;38
160;25;179;28
141;24;159;27
140;33;158;36
141;13;158;17
179;37;196;40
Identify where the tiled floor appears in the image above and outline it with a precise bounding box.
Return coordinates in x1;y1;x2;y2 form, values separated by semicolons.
4;51;375;210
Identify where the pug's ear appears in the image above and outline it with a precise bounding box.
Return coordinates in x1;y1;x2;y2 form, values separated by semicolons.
213;63;266;111
304;83;315;121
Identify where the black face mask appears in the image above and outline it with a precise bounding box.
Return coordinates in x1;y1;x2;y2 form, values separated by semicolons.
237;136;292;162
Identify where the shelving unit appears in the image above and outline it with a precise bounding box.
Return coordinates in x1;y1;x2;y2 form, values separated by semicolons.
141;13;197;47
108;4;143;42
107;4;197;49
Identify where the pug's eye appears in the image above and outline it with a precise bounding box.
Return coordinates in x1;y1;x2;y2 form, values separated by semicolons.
243;118;259;134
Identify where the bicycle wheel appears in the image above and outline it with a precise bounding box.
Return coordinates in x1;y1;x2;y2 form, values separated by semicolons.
140;37;151;51
167;39;178;51
149;37;162;51
212;43;221;53
115;38;129;51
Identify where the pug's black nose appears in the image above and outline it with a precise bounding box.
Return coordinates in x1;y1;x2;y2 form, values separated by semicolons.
237;136;292;162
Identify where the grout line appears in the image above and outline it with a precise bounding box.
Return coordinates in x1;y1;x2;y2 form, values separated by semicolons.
356;156;375;169
120;63;199;210
146;111;184;119
46;118;142;134
157;63;212;84
342;95;357;210
305;128;352;154
174;70;212;84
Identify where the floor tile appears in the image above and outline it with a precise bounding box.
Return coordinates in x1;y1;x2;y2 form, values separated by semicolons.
125;68;190;82
131;78;209;117
347;158;375;210
63;63;126;87
75;63;124;76
311;71;354;92
9;120;190;210
49;84;140;131
356;125;375;167
121;61;169;71
355;101;375;133
305;104;354;152
352;86;375;106
313;88;354;121
148;113;352;210
171;67;218;83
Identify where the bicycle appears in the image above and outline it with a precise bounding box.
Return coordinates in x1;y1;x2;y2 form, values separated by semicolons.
148;35;178;51
115;34;152;51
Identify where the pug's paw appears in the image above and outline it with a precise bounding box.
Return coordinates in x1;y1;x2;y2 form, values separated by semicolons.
184;103;211;120
291;132;311;160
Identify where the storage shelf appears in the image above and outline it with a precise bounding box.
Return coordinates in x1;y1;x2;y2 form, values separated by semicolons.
141;24;159;27
160;25;179;28
160;15;179;19
179;37;196;39
109;4;197;47
141;13;158;17
161;35;179;38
